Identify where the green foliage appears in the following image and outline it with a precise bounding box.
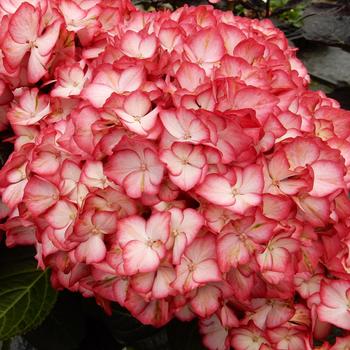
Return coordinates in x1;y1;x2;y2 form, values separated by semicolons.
271;0;306;27
0;246;57;340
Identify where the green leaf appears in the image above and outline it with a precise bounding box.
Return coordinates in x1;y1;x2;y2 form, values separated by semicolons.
0;246;57;340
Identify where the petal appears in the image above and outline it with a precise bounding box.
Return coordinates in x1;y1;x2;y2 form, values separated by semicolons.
75;235;106;264
92;211;118;234
123;240;160;275
105;149;140;185
176;62;206;92
310;160;345;197
82;83;114;108
217;233;248;272
9;3;39;43
124;91;151;117
196;174;235;206
36;20;61;56
185;28;224;63
45;200;77;229
193;259;221;284
146;212;170;243
152;264;176;299
24;176;59;215
117;215;147;247
191;285;221;318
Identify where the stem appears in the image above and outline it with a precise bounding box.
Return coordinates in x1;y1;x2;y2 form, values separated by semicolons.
266;0;270;17
228;0;235;11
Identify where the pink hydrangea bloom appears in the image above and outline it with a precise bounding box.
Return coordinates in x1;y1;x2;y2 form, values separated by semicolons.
0;0;350;348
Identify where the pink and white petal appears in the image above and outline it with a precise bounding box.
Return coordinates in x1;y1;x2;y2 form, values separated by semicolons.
320;281;350;309
118;66;145;93
81;160;107;188
172;262;198;293
31;152;60;176
131;271;155;294
124;91;151;117
139;34;157;59
200;315;229;350
196;174;234;206
172;232;188;265
146;212;170;242
120;31;142;57
295;195;330;226
240;165;264;194
284;138;320;170
144;149;164;186
36;20;61;57
8;3;39;43
82;83;115;108
279;178;308;195
123;240;160;275
180;209;204;242
310;160;345;197
27;49;48;83
45;200;77;229
2;180;27;209
3;39;29;68
170;164;202;191
123;170;146;198
24;176;59;215
159;110;185;139
105;150;140;185
75;235;106;264
191;285;221;318
228;193;261;215
176;62;206;92
117;215;147;247
193;259;222;284
217;234;247;272
185;28;225;63
152;265;176;299
160;149;184;176
92;211;118;234
318;304;350;330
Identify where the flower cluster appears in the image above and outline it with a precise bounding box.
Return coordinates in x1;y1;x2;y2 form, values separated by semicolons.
1;0;350;349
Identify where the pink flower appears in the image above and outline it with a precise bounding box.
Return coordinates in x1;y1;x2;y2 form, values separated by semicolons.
167;207;204;264
172;235;221;293
120;30;157;59
318;280;350;330
231;323;271;350
7;88;50;125
160;142;207;191
196;165;263;214
117;212;170;275
3;2;61;83
0;0;350;346
82;64;145;108
114;91;159;135
105;142;164;198
51;63;87;98
160;108;209;144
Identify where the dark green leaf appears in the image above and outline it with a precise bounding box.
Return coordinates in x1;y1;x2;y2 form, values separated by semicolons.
0;246;57;340
302;3;350;49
